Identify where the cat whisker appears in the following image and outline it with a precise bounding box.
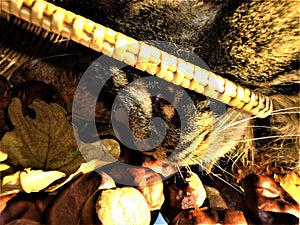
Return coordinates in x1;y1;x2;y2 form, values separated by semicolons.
176;164;184;180
271;106;300;113
34;53;82;61
222;107;300;132
186;164;193;175
212;111;246;135
12;53;83;71
216;119;253;135
213;162;238;180
209;170;244;194
228;135;300;144
224;115;256;130
214;109;237;128
218;111;299;135
271;111;300;115
222;125;272;129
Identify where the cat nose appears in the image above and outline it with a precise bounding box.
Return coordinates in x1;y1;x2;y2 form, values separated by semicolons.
0;0;273;118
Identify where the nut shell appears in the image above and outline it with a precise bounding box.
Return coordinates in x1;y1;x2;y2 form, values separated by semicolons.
96;187;151;225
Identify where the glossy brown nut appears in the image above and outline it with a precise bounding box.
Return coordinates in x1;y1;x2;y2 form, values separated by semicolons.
5;219;40;225
99;164;165;211
96;187;151;225
42;171;105;225
164;171;206;209
220;209;248;225
78;191;102;225
0;192;55;225
161;171;207;223
171;208;219;225
130;168;164;210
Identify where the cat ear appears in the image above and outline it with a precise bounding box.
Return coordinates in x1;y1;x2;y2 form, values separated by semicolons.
0;0;273;118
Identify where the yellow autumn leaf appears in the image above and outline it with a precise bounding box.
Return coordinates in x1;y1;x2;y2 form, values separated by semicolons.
1;168;66;195
280;170;300;205
0;98;84;175
2;171;20;187
0;163;10;171
1;171;21;196
46;159;116;192
0;150;8;162
20;168;66;193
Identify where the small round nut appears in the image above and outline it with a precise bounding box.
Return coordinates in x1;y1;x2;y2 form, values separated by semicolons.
96;187;151;225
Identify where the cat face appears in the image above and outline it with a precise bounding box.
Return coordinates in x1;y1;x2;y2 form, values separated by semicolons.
89;0;299;173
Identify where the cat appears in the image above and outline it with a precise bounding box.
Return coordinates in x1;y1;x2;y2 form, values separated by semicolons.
0;0;299;178
70;0;299;176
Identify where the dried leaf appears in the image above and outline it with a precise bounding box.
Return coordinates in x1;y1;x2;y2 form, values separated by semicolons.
280;170;300;205
1;171;21;195
20;169;65;193
0;98;84;174
0;193;16;213
0;163;10;171
1;169;65;195
0;150;8;161
45;159;113;192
